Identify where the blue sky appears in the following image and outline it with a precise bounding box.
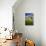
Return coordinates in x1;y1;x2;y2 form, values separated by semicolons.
25;13;33;16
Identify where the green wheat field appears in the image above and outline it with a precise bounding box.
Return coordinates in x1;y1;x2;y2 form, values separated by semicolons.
25;16;33;25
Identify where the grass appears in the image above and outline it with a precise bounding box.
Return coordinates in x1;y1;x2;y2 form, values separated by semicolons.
25;18;33;25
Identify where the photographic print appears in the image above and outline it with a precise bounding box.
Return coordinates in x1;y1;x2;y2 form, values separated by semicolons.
25;13;34;25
